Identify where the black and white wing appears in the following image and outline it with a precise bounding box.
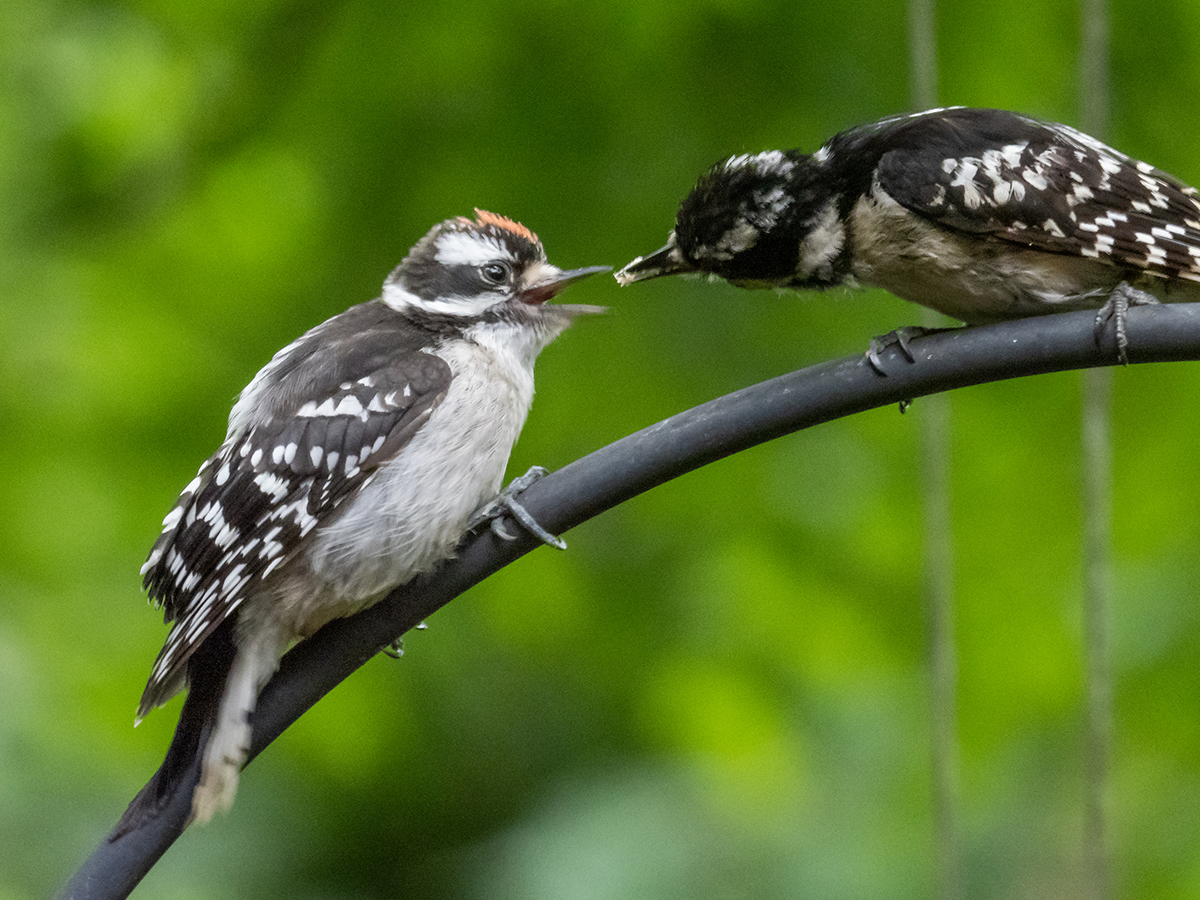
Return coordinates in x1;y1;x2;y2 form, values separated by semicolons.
137;302;451;716
847;107;1200;284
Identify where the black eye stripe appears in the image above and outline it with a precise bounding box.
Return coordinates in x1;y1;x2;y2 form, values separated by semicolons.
426;264;501;297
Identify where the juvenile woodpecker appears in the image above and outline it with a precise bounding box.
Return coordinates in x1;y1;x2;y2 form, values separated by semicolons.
617;107;1200;362
116;210;605;835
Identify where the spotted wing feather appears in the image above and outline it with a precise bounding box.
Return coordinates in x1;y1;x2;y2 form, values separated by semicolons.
138;350;450;715
867;109;1200;284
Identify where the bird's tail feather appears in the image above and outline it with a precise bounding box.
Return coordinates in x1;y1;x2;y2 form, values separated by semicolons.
109;620;237;841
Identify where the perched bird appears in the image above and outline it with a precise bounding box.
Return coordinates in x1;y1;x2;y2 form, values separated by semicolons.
617;107;1200;363
115;210;605;835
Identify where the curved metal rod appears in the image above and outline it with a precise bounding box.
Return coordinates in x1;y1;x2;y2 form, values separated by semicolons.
55;303;1200;899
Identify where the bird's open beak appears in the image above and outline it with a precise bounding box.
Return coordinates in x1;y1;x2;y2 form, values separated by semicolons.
614;233;696;285
520;265;610;305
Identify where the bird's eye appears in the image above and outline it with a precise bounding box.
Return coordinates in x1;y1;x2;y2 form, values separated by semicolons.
481;262;510;285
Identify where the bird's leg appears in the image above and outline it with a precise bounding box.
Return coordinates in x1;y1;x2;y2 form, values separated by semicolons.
469;466;566;550
1094;282;1160;365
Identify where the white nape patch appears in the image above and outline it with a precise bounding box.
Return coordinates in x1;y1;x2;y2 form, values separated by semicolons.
812;144;832;165
797;200;844;280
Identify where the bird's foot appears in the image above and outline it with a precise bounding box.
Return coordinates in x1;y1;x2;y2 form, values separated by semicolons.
865;326;954;375
469;466;566;550
1094;282;1159;365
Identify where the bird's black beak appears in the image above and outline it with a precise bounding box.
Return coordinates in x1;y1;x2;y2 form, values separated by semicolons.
520;265;610;305
614;234;696;285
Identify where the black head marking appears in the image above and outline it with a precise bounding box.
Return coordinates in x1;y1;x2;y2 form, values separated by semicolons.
673;149;830;283
387;210;546;303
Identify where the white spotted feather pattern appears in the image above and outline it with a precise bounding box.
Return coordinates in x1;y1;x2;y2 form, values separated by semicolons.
138;323;450;717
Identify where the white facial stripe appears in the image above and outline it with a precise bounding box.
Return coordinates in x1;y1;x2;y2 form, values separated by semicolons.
434;231;507;266
382;282;499;316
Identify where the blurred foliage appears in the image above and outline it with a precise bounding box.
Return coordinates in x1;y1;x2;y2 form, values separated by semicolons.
4;0;1200;897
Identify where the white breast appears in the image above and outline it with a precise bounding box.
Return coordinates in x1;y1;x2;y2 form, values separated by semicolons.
294;325;537;620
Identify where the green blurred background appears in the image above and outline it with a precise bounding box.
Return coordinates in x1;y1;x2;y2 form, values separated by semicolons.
5;0;1200;897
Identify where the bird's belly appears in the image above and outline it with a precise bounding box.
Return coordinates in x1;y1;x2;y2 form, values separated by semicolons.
847;193;1130;324
268;342;535;636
